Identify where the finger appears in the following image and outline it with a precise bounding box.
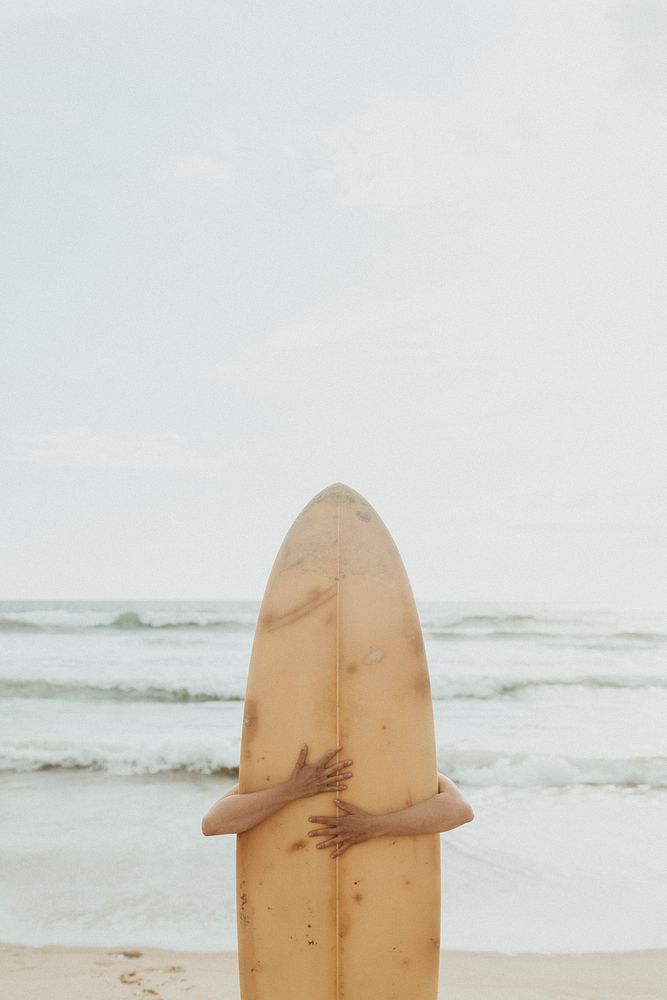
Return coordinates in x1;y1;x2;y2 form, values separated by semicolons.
331;843;350;858
296;743;308;767
308;815;336;824
308;827;338;837
324;784;347;791
317;746;342;766
334;798;355;813
325;761;352;775
316;836;341;849
325;768;353;781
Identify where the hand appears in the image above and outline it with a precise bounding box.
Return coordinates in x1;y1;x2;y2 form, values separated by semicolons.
286;745;353;800
308;798;377;857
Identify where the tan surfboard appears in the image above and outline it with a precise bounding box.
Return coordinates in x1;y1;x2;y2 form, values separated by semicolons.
236;483;440;999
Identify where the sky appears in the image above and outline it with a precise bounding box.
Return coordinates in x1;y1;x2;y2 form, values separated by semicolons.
1;0;665;606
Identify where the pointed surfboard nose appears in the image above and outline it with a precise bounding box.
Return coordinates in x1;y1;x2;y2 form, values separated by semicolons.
310;482;364;506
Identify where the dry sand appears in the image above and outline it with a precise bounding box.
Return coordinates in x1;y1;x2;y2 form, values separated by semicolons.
2;943;666;999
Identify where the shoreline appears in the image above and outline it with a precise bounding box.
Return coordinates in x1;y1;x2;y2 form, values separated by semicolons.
3;943;666;999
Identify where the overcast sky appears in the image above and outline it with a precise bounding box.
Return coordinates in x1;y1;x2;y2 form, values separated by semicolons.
1;1;665;606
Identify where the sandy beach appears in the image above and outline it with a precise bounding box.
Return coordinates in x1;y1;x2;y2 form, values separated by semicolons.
2;943;666;999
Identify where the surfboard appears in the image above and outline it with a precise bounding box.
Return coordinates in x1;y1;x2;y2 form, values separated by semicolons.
236;482;440;999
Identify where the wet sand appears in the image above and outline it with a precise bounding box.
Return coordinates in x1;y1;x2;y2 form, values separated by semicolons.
2;943;666;999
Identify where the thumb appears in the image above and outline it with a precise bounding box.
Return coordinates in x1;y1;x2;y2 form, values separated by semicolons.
334;798;356;813
297;743;308;767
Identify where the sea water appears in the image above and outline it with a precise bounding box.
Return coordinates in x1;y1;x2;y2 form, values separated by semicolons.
1;600;665;952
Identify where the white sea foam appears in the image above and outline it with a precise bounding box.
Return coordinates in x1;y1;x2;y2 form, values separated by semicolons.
2;737;664;788
0;741;240;776
441;749;667;788
431;672;667;699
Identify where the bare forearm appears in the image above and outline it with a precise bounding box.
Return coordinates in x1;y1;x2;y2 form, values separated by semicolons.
202;782;295;835
201;744;352;837
373;793;474;838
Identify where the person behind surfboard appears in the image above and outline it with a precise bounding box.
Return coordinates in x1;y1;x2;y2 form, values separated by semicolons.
201;744;474;856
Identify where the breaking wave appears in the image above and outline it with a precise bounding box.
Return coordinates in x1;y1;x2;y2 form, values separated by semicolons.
0;610;255;632
2;607;664;646
0;742;240;778
1;741;664;788
0;679;244;703
2;673;666;704
442;750;667;788
425;627;667;644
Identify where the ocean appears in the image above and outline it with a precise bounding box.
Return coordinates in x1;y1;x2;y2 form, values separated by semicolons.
1;599;665;954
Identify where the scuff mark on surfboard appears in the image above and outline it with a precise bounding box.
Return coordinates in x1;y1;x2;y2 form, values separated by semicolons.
239;890;249;926
364;647;384;664
414;672;432;695
260;583;337;632
283;555;305;573
242;700;258;740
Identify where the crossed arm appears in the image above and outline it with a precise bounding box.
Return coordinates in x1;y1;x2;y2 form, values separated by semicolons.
201;745;352;836
201;744;474;855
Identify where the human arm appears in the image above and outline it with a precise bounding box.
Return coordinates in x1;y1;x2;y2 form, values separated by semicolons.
308;771;474;857
200;744;353;836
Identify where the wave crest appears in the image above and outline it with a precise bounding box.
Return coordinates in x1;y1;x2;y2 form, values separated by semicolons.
0;679;243;703
1;742;663;788
0;612;254;632
443;750;667;788
2;673;667;704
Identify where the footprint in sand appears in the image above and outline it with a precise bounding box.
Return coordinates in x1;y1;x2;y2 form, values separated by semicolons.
119;970;162;995
118;960;193;998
